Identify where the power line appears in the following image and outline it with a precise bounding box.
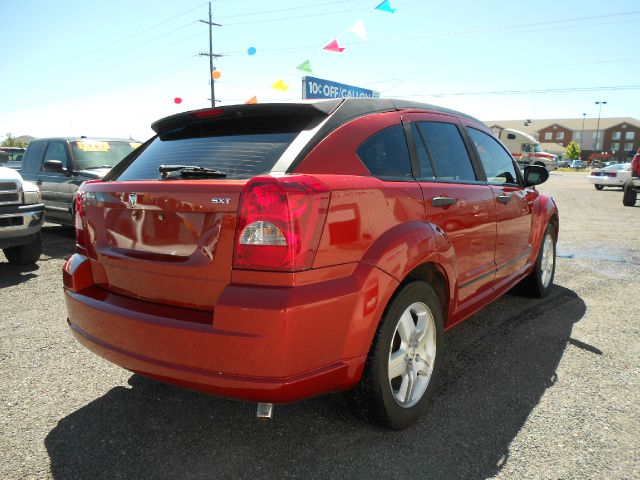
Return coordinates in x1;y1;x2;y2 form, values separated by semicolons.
0;2;208;82
3;28;207;92
400;85;640;98
215;0;359;19
217;10;640;56
223;5;379;26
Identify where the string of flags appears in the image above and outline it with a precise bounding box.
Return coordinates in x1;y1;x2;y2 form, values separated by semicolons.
247;0;397;104
173;0;397;105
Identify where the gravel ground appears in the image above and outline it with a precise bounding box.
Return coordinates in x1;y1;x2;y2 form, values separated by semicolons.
0;172;638;479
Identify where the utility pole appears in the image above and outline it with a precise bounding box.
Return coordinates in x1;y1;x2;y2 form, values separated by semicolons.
198;2;222;108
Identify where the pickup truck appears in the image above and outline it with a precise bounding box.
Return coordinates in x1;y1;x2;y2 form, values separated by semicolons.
0;166;45;264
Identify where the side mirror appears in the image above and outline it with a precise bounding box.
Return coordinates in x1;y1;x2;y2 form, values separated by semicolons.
43;159;68;174
524;164;549;187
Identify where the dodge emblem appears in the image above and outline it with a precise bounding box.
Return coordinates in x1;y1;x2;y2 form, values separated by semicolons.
128;193;138;208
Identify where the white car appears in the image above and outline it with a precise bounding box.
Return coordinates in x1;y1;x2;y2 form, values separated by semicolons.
588;163;631;190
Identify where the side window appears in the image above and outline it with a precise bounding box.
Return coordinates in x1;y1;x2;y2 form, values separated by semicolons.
416;122;476;181
356;125;412;179
411;123;434;179
20;141;47;175
467;127;519;185
43;142;69;167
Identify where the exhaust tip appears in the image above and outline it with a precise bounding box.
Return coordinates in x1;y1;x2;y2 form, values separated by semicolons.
256;403;273;420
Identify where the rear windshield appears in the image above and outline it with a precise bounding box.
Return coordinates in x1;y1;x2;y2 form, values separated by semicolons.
115;133;298;181
71;141;140;170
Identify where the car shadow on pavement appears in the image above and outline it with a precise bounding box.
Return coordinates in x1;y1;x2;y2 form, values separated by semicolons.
41;224;75;260
0;262;39;287
45;285;586;479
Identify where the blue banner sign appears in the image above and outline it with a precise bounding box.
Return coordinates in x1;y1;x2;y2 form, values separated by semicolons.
302;76;380;100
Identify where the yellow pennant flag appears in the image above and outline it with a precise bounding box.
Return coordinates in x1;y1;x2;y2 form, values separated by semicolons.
271;79;289;91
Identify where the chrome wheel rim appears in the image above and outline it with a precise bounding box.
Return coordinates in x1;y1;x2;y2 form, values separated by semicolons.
388;302;436;408
540;233;555;288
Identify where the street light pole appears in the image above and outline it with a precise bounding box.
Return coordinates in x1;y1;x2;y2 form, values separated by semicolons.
580;112;586;153
594;101;607;161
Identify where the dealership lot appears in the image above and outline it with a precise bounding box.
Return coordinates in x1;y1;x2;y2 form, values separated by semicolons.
1;172;638;479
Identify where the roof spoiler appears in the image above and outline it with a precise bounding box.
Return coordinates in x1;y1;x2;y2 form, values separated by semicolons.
151;99;344;134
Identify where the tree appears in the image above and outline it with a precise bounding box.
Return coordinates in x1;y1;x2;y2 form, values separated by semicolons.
1;133;27;148
565;141;581;160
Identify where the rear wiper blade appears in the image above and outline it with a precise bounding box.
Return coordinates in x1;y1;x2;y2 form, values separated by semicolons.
159;164;227;179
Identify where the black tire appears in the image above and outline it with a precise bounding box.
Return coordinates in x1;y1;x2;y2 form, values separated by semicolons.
517;223;556;298
594;184;604;190
622;179;637;206
346;281;444;430
3;233;42;265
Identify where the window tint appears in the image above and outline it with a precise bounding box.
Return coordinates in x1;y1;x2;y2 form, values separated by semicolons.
44;142;69;165
357;125;412;178
411;123;434;179
20;141;47;175
467;127;519;185
416;122;476;181
117;133;297;181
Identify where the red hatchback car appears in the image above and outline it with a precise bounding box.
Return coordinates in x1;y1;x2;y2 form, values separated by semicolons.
63;99;558;429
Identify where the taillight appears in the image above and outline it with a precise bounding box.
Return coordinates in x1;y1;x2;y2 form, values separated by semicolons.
74;190;88;255
632;153;640;177
233;175;330;271
74;180;101;256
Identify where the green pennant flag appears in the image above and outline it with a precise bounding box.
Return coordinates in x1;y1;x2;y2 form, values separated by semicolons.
297;60;312;73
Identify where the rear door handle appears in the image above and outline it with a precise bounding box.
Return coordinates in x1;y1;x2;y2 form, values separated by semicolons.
432;197;457;207
496;194;512;204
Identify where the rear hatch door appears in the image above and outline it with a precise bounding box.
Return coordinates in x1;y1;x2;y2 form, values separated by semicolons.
81;102;341;310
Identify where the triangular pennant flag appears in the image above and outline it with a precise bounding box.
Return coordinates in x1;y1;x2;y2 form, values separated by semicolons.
244;96;258;104
297;60;312;73
271;79;289;91
375;0;396;13
323;39;346;53
349;19;368;41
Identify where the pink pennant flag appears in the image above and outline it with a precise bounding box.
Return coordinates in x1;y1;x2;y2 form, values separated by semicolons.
245;96;258;104
323;39;346;53
349;20;368;41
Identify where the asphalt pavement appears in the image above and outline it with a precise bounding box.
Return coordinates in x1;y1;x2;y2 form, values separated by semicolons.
0;172;638;479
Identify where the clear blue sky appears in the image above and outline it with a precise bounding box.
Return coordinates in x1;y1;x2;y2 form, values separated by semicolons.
1;0;639;141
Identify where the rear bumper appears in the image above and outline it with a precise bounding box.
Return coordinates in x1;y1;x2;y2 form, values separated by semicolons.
64;254;397;403
587;176;624;186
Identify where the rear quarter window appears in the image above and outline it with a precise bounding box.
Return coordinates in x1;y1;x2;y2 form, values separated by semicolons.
356;125;412;179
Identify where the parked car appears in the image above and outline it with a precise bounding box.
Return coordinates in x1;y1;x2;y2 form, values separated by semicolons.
20;137;141;225
63;99;559;429
557;160;571;168
0;165;45;264
0;146;26;171
569;160;585;170
588;163;631;190
622;148;640;206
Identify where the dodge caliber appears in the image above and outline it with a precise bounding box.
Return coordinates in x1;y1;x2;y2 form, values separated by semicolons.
63;99;558;429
